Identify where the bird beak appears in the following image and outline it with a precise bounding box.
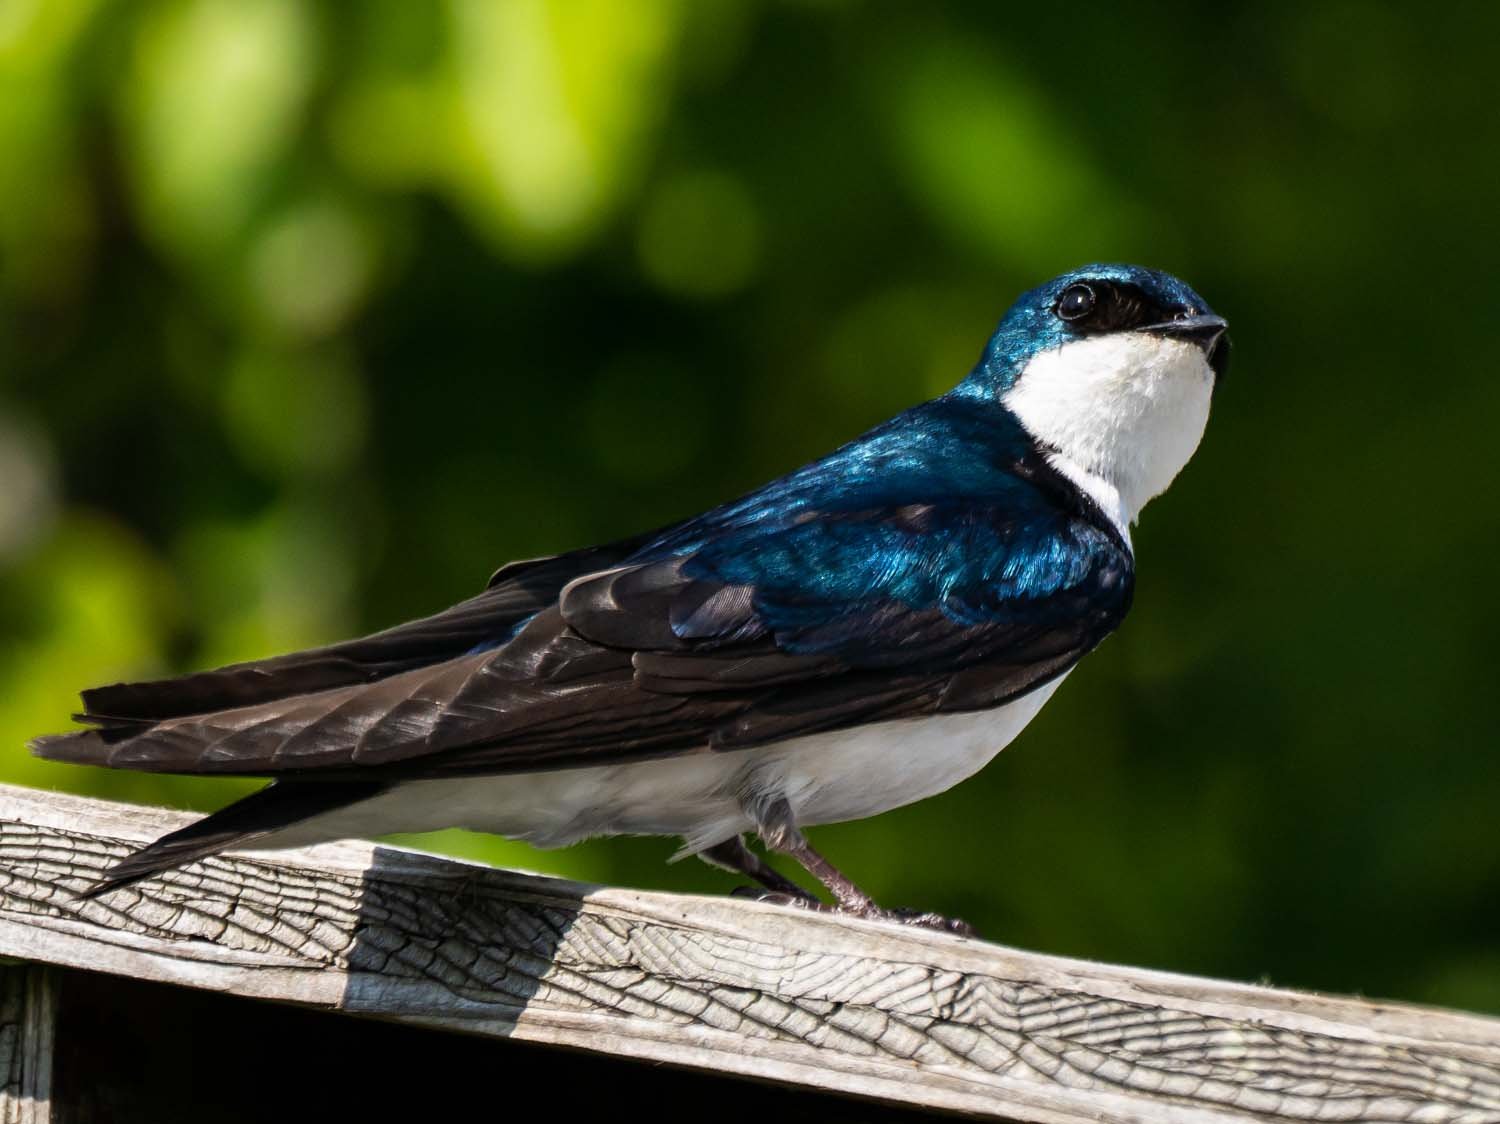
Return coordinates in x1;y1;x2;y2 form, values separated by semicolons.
1138;314;1230;380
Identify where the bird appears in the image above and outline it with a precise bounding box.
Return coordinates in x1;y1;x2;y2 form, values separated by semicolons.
32;263;1228;932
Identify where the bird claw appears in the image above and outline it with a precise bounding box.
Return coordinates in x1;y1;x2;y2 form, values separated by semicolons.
730;886;825;909
730;887;977;937
858;907;979;938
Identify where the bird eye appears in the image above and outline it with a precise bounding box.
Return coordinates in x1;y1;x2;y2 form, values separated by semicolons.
1056;284;1096;322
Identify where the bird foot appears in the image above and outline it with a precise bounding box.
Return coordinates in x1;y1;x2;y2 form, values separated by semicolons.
854;906;978;938
730;888;976;937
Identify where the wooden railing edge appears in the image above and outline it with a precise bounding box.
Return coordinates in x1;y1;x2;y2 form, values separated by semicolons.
0;782;1496;1124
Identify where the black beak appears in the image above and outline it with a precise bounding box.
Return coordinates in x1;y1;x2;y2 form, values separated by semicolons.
1139;314;1230;381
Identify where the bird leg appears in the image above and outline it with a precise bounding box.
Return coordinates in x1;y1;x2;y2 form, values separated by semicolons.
755;798;977;937
696;836;820;905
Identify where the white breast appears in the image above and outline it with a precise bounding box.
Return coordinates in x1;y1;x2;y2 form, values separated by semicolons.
265;674;1069;857
1003;333;1214;529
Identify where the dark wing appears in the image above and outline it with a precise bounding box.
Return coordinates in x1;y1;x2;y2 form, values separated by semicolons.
32;532;659;746
33;500;1132;778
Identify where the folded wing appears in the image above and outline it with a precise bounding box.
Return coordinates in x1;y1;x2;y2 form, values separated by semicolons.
33;498;1131;779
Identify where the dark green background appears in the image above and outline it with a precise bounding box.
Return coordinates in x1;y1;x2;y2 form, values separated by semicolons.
3;2;1496;1011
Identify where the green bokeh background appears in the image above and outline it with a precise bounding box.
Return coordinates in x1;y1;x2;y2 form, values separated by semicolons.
3;1;1497;1011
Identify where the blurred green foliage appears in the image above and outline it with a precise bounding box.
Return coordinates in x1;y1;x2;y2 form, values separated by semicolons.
3;0;1498;1011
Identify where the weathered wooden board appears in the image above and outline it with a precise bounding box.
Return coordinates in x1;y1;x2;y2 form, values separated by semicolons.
0;783;1496;1122
0;962;53;1124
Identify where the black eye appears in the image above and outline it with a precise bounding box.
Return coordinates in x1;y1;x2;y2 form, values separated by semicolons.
1056;283;1096;322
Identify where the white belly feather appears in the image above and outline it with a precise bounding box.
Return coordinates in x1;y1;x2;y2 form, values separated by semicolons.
267;674;1067;856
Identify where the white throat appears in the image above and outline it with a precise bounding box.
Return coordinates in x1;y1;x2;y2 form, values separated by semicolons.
1002;333;1214;538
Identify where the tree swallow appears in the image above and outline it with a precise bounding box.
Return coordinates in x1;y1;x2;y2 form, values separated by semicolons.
33;264;1227;932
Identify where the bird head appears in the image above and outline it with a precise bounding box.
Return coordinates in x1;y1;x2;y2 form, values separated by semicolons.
960;264;1229;527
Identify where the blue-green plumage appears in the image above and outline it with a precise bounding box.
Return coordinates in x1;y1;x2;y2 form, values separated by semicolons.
631;396;1130;668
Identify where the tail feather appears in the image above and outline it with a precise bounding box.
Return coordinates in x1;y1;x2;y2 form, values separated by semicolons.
28;730;116;765
82;780;387;899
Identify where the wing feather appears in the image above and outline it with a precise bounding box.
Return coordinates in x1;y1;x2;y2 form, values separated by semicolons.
73;533;659;730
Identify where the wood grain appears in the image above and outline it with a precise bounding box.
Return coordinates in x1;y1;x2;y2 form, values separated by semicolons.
0;963;53;1124
0;783;1496;1122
